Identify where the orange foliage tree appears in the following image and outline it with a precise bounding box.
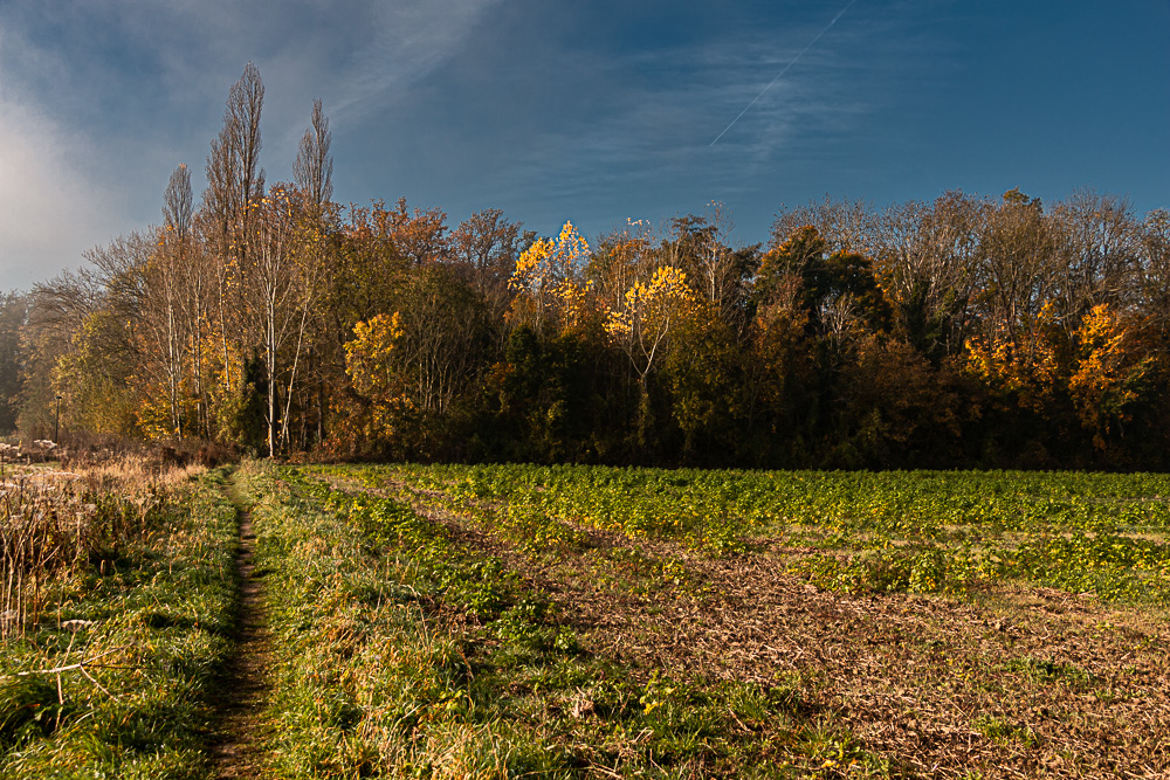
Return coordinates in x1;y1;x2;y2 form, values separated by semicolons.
1068;304;1152;449
964;302;1061;414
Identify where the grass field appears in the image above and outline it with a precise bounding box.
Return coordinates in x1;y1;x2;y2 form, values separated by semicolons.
250;463;1170;778
4;460;1169;777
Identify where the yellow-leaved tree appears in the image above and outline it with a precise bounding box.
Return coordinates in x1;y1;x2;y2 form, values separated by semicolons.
604;265;698;444
344;312;405;403
509;221;593;334
340;311;410;448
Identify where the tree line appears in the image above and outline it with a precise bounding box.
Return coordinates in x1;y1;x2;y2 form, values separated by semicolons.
2;64;1169;469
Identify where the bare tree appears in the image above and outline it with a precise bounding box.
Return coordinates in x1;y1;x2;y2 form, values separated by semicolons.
153;163;195;436
294;99;333;209
163;164;193;239
1050;190;1141;330
772;196;876;257
974;189;1059;344
278;210;326;453
233;186;326;456
392;268;487;417
229;62;265;211
872;192;986;356
202;62;265;394
1139;209;1170;336
204;62;265;241
451;208;521;321
692;203;743;321
180;230;212;437
239;189;291;457
141;230;186;437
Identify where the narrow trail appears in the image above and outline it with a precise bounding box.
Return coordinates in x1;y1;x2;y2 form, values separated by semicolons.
209;474;274;778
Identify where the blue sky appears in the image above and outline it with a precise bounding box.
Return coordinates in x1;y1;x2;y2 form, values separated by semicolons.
1;0;1167;290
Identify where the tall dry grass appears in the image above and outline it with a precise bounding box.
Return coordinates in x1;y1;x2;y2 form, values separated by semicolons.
0;457;205;638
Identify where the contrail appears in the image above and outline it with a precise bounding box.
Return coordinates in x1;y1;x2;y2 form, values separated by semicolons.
710;0;858;146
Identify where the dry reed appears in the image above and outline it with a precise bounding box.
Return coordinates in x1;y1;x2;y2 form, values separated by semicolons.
0;458;205;638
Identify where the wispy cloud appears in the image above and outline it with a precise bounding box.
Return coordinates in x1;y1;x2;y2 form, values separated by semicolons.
0;0;501;156
0;0;495;288
327;0;503;127
0;0;971;288
710;0;859;146
482;14;879;230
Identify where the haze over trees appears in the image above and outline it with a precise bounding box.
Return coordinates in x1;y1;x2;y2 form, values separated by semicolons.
3;64;1169;469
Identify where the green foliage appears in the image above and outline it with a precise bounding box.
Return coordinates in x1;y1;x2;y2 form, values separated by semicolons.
53;308;141;436
971;714;1036;747
484;326;612;463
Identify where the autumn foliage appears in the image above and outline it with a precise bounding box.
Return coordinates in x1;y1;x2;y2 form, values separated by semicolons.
2;66;1170;469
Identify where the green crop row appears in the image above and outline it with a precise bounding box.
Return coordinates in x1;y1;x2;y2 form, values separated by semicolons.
336;464;1170;603
368;463;1170;538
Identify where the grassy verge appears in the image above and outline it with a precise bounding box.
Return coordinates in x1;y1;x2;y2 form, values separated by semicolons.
0;466;238;779
241;462;890;778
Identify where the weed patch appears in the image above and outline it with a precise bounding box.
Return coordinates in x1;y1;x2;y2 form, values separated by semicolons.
0;465;237;778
